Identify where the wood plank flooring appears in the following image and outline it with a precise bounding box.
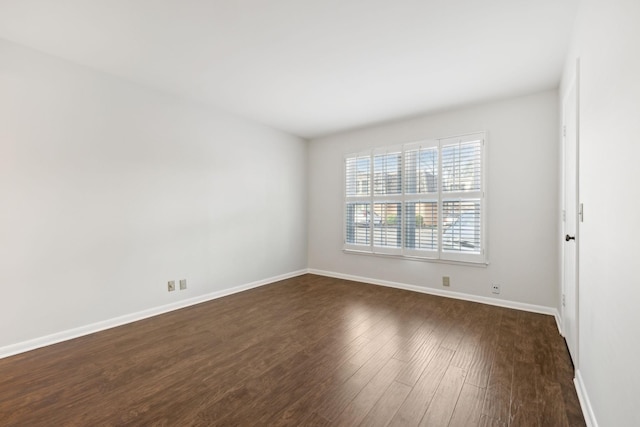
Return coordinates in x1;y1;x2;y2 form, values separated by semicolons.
0;274;585;426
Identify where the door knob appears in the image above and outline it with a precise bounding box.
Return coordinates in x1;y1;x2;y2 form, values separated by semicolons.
565;234;575;241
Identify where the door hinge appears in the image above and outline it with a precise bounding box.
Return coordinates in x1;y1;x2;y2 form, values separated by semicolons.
579;203;584;222
562;294;566;307
562;210;566;222
563;125;566;137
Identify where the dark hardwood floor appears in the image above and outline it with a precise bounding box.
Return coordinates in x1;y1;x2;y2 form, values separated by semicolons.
0;274;585;426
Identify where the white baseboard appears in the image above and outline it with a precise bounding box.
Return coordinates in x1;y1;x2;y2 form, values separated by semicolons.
575;369;598;427
0;269;308;360
554;310;563;335
307;269;558;318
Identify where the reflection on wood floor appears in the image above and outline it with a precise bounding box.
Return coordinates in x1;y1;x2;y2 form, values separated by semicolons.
0;274;585;426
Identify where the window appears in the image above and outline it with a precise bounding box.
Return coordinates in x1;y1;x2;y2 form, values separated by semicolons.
344;132;486;264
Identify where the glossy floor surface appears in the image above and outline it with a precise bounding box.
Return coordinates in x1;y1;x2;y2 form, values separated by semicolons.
0;274;585;426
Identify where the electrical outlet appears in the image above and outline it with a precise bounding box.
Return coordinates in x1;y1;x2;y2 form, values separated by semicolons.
168;280;176;292
179;279;187;290
442;276;450;287
491;284;500;294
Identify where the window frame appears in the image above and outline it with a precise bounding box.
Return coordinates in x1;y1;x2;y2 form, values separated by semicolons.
343;132;488;265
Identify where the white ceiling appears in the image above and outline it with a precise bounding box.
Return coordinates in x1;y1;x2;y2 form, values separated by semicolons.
0;0;579;139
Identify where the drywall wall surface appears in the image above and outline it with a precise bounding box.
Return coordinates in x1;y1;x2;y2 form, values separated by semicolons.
561;0;640;425
0;39;307;348
308;91;559;308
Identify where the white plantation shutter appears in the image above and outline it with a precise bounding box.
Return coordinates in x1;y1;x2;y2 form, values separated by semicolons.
344;132;486;264
441;137;482;192
371;148;402;254
405;201;439;252
405;144;438;195
344;153;371;250
345;154;371;197
373;150;402;196
440;135;484;262
442;199;482;259
404;140;439;258
372;202;402;251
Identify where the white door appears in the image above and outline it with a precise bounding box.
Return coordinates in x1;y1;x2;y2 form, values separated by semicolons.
562;72;579;365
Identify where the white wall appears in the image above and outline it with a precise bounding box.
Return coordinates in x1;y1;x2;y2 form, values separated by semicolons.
561;0;640;425
308;91;559;308
0;39;308;349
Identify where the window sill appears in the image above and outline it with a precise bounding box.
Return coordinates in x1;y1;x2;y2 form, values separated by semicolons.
342;248;489;268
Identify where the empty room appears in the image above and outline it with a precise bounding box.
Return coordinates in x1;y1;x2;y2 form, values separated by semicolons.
1;0;638;426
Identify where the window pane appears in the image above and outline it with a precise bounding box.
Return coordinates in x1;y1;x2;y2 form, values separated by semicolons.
405;147;438;194
346;156;370;196
405;201;438;250
442;140;481;192
345;202;371;245
442;200;481;253
373;202;401;248
374;152;402;195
